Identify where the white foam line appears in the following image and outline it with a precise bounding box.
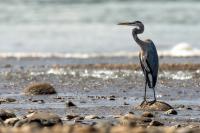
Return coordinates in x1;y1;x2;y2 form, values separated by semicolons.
0;50;199;59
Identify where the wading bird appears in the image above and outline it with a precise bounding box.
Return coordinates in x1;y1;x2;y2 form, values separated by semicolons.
118;21;159;104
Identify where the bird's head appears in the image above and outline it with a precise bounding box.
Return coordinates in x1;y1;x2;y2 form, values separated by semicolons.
118;21;143;27
118;20;144;34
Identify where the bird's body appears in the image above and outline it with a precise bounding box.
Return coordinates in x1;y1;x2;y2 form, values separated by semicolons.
118;21;159;103
139;40;158;89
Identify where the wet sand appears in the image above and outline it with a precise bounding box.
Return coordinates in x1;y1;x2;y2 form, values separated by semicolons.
0;56;200;131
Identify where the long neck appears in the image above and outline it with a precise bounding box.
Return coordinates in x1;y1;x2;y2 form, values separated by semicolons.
132;25;146;49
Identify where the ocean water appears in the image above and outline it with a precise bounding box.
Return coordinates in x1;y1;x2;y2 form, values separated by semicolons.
0;0;200;56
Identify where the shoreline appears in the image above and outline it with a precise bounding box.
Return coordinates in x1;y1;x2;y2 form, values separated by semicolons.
54;63;200;71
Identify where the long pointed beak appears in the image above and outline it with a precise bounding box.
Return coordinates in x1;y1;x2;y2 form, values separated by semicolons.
118;22;135;26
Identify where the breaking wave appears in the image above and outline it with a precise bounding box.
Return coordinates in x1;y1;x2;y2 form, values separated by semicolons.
0;43;199;59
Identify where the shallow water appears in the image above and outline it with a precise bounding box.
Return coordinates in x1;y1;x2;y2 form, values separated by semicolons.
0;0;200;54
0;57;199;125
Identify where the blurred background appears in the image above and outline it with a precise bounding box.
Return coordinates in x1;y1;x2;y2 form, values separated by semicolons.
0;0;200;54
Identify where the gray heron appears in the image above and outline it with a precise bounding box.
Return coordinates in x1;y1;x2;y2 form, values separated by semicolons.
118;21;159;104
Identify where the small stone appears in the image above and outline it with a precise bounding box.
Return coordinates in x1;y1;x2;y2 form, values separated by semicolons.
176;128;196;133
119;119;136;127
31;99;45;104
95;121;112;132
24;83;56;95
165;109;178;115
0;110;16;121
4;64;12;68
14;119;28;127
141;117;152;123
108;95;116;100
66;115;79;120
16;111;62;127
4;118;19;126
124;102;129;105
149;120;164;126
0;98;16;104
66;101;76;107
174;124;181;128
84;115;100;120
186;107;192;110
142;112;154;118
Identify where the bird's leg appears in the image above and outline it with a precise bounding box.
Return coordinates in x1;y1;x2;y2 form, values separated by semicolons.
149;87;157;105
153;87;157;102
140;79;147;106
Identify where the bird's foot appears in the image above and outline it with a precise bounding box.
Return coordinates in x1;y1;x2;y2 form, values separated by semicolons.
140;100;147;106
148;100;156;105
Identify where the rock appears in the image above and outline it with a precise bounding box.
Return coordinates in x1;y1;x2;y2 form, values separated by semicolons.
4;118;19;126
66;115;80;120
84;115;100;120
0;98;16;104
31;99;45;104
164;109;178;115
174;124;181;128
139;101;173;111
73;125;96;133
109;95;116;100
124;102;129;105
149;120;164;126
176;128;197;133
24;83;56;95
118;113;147;127
142;112;154;118
14;119;28;127
118;118;137;127
66;101;76;107
15;111;62;127
95;121;112;133
4;64;12;68
0;110;16;121
0;119;4;126
140;117;152;123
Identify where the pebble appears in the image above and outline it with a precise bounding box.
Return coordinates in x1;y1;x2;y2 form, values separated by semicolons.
0;110;16;121
24;83;56;95
108;95;116;101
0;98;16;104
4;118;19;126
66;101;76;107
142;112;154;118
31;99;45;104
4;64;12;68
149;120;164;126
15;111;62;127
164;109;178;115
84;115;100;120
66;115;80;120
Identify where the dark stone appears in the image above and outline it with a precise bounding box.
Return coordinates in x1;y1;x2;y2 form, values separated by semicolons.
24;83;56;95
149;120;164;126
66;101;76;107
164;109;178;115
0;110;16;121
142;112;154;118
